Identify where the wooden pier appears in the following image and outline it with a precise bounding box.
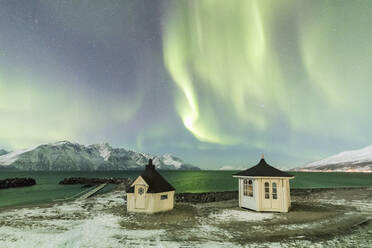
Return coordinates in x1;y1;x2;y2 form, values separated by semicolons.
77;183;107;200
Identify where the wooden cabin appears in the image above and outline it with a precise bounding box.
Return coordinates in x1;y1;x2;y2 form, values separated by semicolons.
233;155;294;212
126;159;175;213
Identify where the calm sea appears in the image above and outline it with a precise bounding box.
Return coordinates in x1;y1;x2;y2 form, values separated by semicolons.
1;171;372;208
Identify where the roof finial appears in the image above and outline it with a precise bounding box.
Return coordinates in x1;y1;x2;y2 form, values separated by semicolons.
147;159;155;170
261;153;264;159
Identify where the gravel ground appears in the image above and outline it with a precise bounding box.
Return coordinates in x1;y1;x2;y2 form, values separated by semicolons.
0;188;371;247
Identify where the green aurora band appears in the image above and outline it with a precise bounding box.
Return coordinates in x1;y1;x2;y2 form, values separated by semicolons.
163;0;372;149
0;71;142;149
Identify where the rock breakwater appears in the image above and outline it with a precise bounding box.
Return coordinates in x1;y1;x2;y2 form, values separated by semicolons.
59;177;132;186
0;178;36;189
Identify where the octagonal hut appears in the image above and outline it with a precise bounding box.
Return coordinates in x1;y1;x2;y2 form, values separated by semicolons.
233;155;294;212
126;159;175;213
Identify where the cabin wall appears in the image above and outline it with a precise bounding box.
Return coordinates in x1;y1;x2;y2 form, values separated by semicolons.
127;191;174;213
278;179;291;212
286;179;291;208
126;192;152;213
126;193;135;212
238;178;258;211
256;178;262;210
236;177;292;213
257;178;286;212
282;179;286;211
151;191;175;213
254;179;260;210
238;178;243;208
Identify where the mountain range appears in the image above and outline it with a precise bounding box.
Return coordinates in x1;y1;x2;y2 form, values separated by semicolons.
0;141;200;171
0;149;8;156
294;145;372;172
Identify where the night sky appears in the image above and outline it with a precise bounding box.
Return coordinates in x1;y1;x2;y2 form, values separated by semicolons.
1;0;371;169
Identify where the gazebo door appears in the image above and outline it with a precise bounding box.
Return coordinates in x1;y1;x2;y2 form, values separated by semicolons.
271;180;280;210
262;180;271;209
262;179;281;210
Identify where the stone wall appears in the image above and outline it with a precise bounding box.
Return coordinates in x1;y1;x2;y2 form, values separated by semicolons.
59;177;132;186
0;178;36;189
290;187;370;196
173;188;365;204
175;191;238;203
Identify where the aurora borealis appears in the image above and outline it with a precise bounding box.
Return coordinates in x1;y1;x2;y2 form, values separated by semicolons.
1;0;371;169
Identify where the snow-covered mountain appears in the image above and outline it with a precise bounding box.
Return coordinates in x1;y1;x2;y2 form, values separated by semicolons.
295;146;372;172
0;149;8;156
0;141;200;171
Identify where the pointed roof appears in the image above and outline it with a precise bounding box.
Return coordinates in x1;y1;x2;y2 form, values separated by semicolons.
233;158;293;178
127;159;175;193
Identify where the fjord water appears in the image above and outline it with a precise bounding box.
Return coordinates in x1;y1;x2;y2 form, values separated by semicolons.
1;171;372;208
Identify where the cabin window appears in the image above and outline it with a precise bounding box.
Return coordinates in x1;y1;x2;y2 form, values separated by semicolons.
264;182;270;199
272;182;277;199
243;179;253;197
161;194;168;200
248;180;253;197
138;187;144;195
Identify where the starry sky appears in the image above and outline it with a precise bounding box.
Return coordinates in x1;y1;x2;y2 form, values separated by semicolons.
1;0;371;169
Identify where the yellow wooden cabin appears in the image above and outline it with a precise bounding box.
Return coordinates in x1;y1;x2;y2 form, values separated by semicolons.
126;159;175;214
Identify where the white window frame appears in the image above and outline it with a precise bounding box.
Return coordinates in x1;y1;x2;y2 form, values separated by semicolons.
243;179;248;196
272;182;277;199
264;182;270;199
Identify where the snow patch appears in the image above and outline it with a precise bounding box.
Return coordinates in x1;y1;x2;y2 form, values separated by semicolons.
48;141;73;146
162;154;182;169
209;209;274;222
97;143;111;161
0;146;38;166
304;145;372;168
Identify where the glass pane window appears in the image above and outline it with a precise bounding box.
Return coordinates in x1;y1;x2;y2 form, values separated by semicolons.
248;180;253;197
272;182;277;200
161;194;168;200
264;182;270;199
243;179;248;196
138;187;144;195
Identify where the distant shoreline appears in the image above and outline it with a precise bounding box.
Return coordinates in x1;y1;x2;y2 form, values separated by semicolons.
290;169;372;173
1;169;372;173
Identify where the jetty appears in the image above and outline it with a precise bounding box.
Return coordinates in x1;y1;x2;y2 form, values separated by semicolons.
54;183;108;202
55;177;132;202
77;183;107;200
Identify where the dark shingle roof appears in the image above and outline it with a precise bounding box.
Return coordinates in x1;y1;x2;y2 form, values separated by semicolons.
233;158;293;178
127;159;175;193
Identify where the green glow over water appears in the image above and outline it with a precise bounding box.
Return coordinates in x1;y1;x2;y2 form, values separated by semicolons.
1;171;372;208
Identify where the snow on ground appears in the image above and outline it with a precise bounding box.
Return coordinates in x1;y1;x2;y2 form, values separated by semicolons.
0;192;169;248
0;214;122;248
209;209;274;222
0;189;371;248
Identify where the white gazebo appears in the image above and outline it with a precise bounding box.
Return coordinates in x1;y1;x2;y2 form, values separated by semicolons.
233;155;294;212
